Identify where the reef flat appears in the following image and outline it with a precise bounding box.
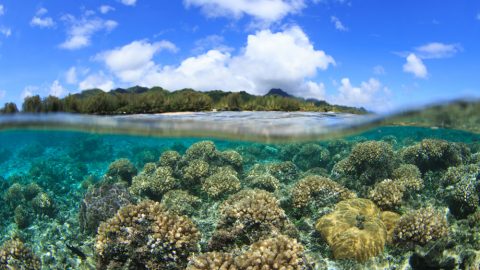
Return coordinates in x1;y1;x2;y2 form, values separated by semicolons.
0;126;479;269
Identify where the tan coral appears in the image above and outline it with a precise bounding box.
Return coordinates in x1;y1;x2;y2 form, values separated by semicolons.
202;167;241;198
129;165;177;198
368;179;405;210
393;207;448;246
0;238;41;270
292;175;356;208
381;211;401;243
392;164;424;191
315;198;387;262
235;235;307;269
187;252;237;270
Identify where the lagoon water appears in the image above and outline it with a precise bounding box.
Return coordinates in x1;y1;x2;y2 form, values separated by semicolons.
0;100;479;269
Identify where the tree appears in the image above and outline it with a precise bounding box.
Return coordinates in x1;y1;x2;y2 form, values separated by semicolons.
22;95;42;113
0;102;19;114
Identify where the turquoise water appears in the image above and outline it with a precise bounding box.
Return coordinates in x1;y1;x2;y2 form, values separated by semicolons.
0;104;480;269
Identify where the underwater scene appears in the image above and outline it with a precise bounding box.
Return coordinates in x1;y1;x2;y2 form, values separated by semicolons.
0;104;480;270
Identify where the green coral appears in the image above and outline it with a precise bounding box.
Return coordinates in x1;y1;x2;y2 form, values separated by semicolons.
31;192;55;217
161;190;201;216
129;163;177;199
244;164;280;192
268;161;299;183
292;143;330;170
95;200;200;269
392;164;424;191
105;158;137;184
159;150;181;168
368;179;405;210
201;167;241;198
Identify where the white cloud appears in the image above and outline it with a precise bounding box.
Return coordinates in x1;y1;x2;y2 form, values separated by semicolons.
99;5;115;14
49;80;66;97
183;0;306;22
373;65;385;75
65;67;78;84
120;0;137;6
415;42;461;59
330;16;348;31
192;35;232;54
31;8;55;28
0;5;4;16
97;40;178;83
60;14;118;50
97;26;334;99
79;72;115;91
21;86;38;99
330;78;391;111
403;53;427;78
0;27;11;37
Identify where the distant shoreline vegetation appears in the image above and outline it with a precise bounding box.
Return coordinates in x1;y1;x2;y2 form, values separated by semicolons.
0;86;368;115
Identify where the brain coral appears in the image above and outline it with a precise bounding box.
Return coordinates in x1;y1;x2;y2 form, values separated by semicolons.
95;200;200;269
79;183;134;234
315;198;388;262
393;207;448;247
292;175;356;208
0;238;41;270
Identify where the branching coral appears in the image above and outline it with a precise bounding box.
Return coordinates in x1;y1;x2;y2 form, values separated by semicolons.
235;235;308;269
442;164;479;186
79;183;134;234
0;238;41;270
159;150;181;168
368;179;405;210
31;192;55;217
95;200;200;269
315;198;388;262
209;189;295;251
392;164;424;191
129;163;177;199
292;175;356;208
201;167;241;198
401;139;470;173
446;178;479;219
268;161;299;183
393;207;448;247
332;141;395;186
105;158;137;184
186;252;236;270
244;164;280;192
161;189;201;216
292;143;330;170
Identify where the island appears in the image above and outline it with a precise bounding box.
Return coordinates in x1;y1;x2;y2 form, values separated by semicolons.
0;86;368;115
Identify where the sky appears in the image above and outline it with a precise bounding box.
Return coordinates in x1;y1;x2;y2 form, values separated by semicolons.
0;0;479;112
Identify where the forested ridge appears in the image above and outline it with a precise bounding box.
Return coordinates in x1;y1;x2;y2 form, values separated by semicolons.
0;86;368;114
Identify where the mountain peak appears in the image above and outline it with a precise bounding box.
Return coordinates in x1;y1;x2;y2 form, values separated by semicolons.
265;88;294;98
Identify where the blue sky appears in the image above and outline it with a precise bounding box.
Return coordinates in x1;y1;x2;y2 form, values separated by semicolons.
0;0;479;111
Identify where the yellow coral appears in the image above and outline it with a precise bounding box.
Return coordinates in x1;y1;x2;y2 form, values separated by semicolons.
315;198;387;262
381;211;401;243
187;252;237;270
368;179;405;210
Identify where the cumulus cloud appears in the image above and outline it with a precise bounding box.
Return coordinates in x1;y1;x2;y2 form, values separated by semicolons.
330;78;391;111
31;8;55;28
0;5;4;16
183;0;306;22
330;16;348;31
0;27;11;37
415;42;461;59
21;86;38;99
65;67;78;84
99;5;115;14
120;0;137;6
192;35;232;54
97;40;177;82
96;26;334;98
79;72;115;91
49;80;66;97
403;53;427;78
60;13;118;50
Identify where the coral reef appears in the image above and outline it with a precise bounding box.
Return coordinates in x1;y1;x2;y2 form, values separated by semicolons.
104;158;137;184
186;252;236;270
291;175;356;208
130;163;177;199
0;238;41;270
393;207;449;247
244;164;280;192
401;139;470;173
79;183;134;234
161;189;201;216
209;189;295;251
368;179;405;210
332;141;396;186
95;200;200;269
315;198;388;262
159;150;181;168
268;161;299;183
201;167;241;198
392;164;424;191
292;143;330;170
